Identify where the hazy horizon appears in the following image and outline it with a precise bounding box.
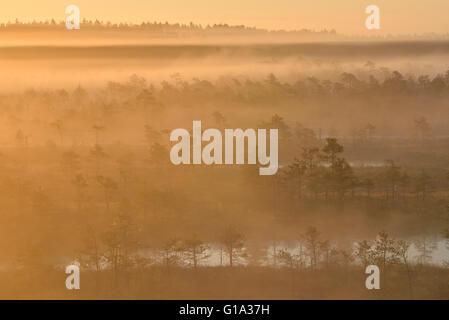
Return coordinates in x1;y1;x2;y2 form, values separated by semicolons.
1;0;449;36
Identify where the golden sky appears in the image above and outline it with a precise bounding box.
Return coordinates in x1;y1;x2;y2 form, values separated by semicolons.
1;0;448;35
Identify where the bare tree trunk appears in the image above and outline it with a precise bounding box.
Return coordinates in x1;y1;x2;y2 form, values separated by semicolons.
403;257;414;298
229;246;233;267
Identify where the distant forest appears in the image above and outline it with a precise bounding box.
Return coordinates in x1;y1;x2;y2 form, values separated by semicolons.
1;20;449;40
0;19;336;37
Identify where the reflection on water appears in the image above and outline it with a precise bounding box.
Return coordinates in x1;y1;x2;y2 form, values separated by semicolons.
204;236;449;267
408;236;449;264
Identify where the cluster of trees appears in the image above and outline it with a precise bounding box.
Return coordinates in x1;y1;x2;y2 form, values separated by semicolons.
0;19;336;37
277;229;410;273
75;216;442;298
2;72;448;210
4;70;449;151
4;19;449;41
279;228;442;275
280;137;434;202
79;220;245;277
154;70;449;102
275;228;438;298
105;71;449;106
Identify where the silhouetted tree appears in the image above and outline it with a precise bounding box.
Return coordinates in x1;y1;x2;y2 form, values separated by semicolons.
219;225;246;267
302;226;321;271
